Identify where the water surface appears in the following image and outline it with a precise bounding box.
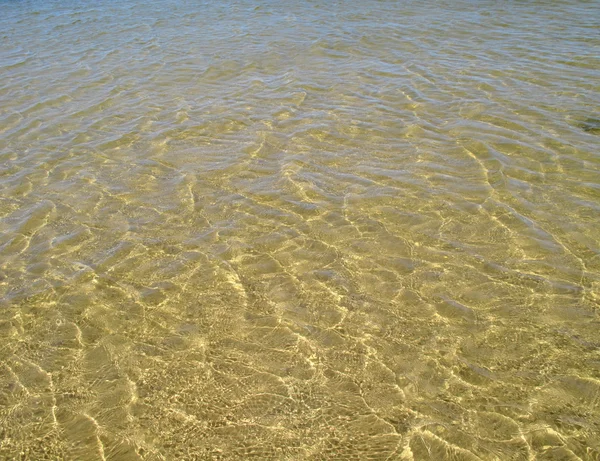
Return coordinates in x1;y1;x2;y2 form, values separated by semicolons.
1;0;600;459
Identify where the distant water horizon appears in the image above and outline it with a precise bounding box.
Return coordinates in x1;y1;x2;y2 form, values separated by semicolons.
1;0;599;459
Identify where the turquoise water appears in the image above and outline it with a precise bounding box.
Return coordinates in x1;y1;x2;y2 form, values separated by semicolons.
1;0;599;459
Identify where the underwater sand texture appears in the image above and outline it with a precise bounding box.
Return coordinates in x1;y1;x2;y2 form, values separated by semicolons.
1;0;599;459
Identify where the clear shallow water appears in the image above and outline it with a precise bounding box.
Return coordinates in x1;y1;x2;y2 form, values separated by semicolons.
1;0;600;459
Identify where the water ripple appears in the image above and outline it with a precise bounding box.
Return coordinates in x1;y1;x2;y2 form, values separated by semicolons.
1;0;599;459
